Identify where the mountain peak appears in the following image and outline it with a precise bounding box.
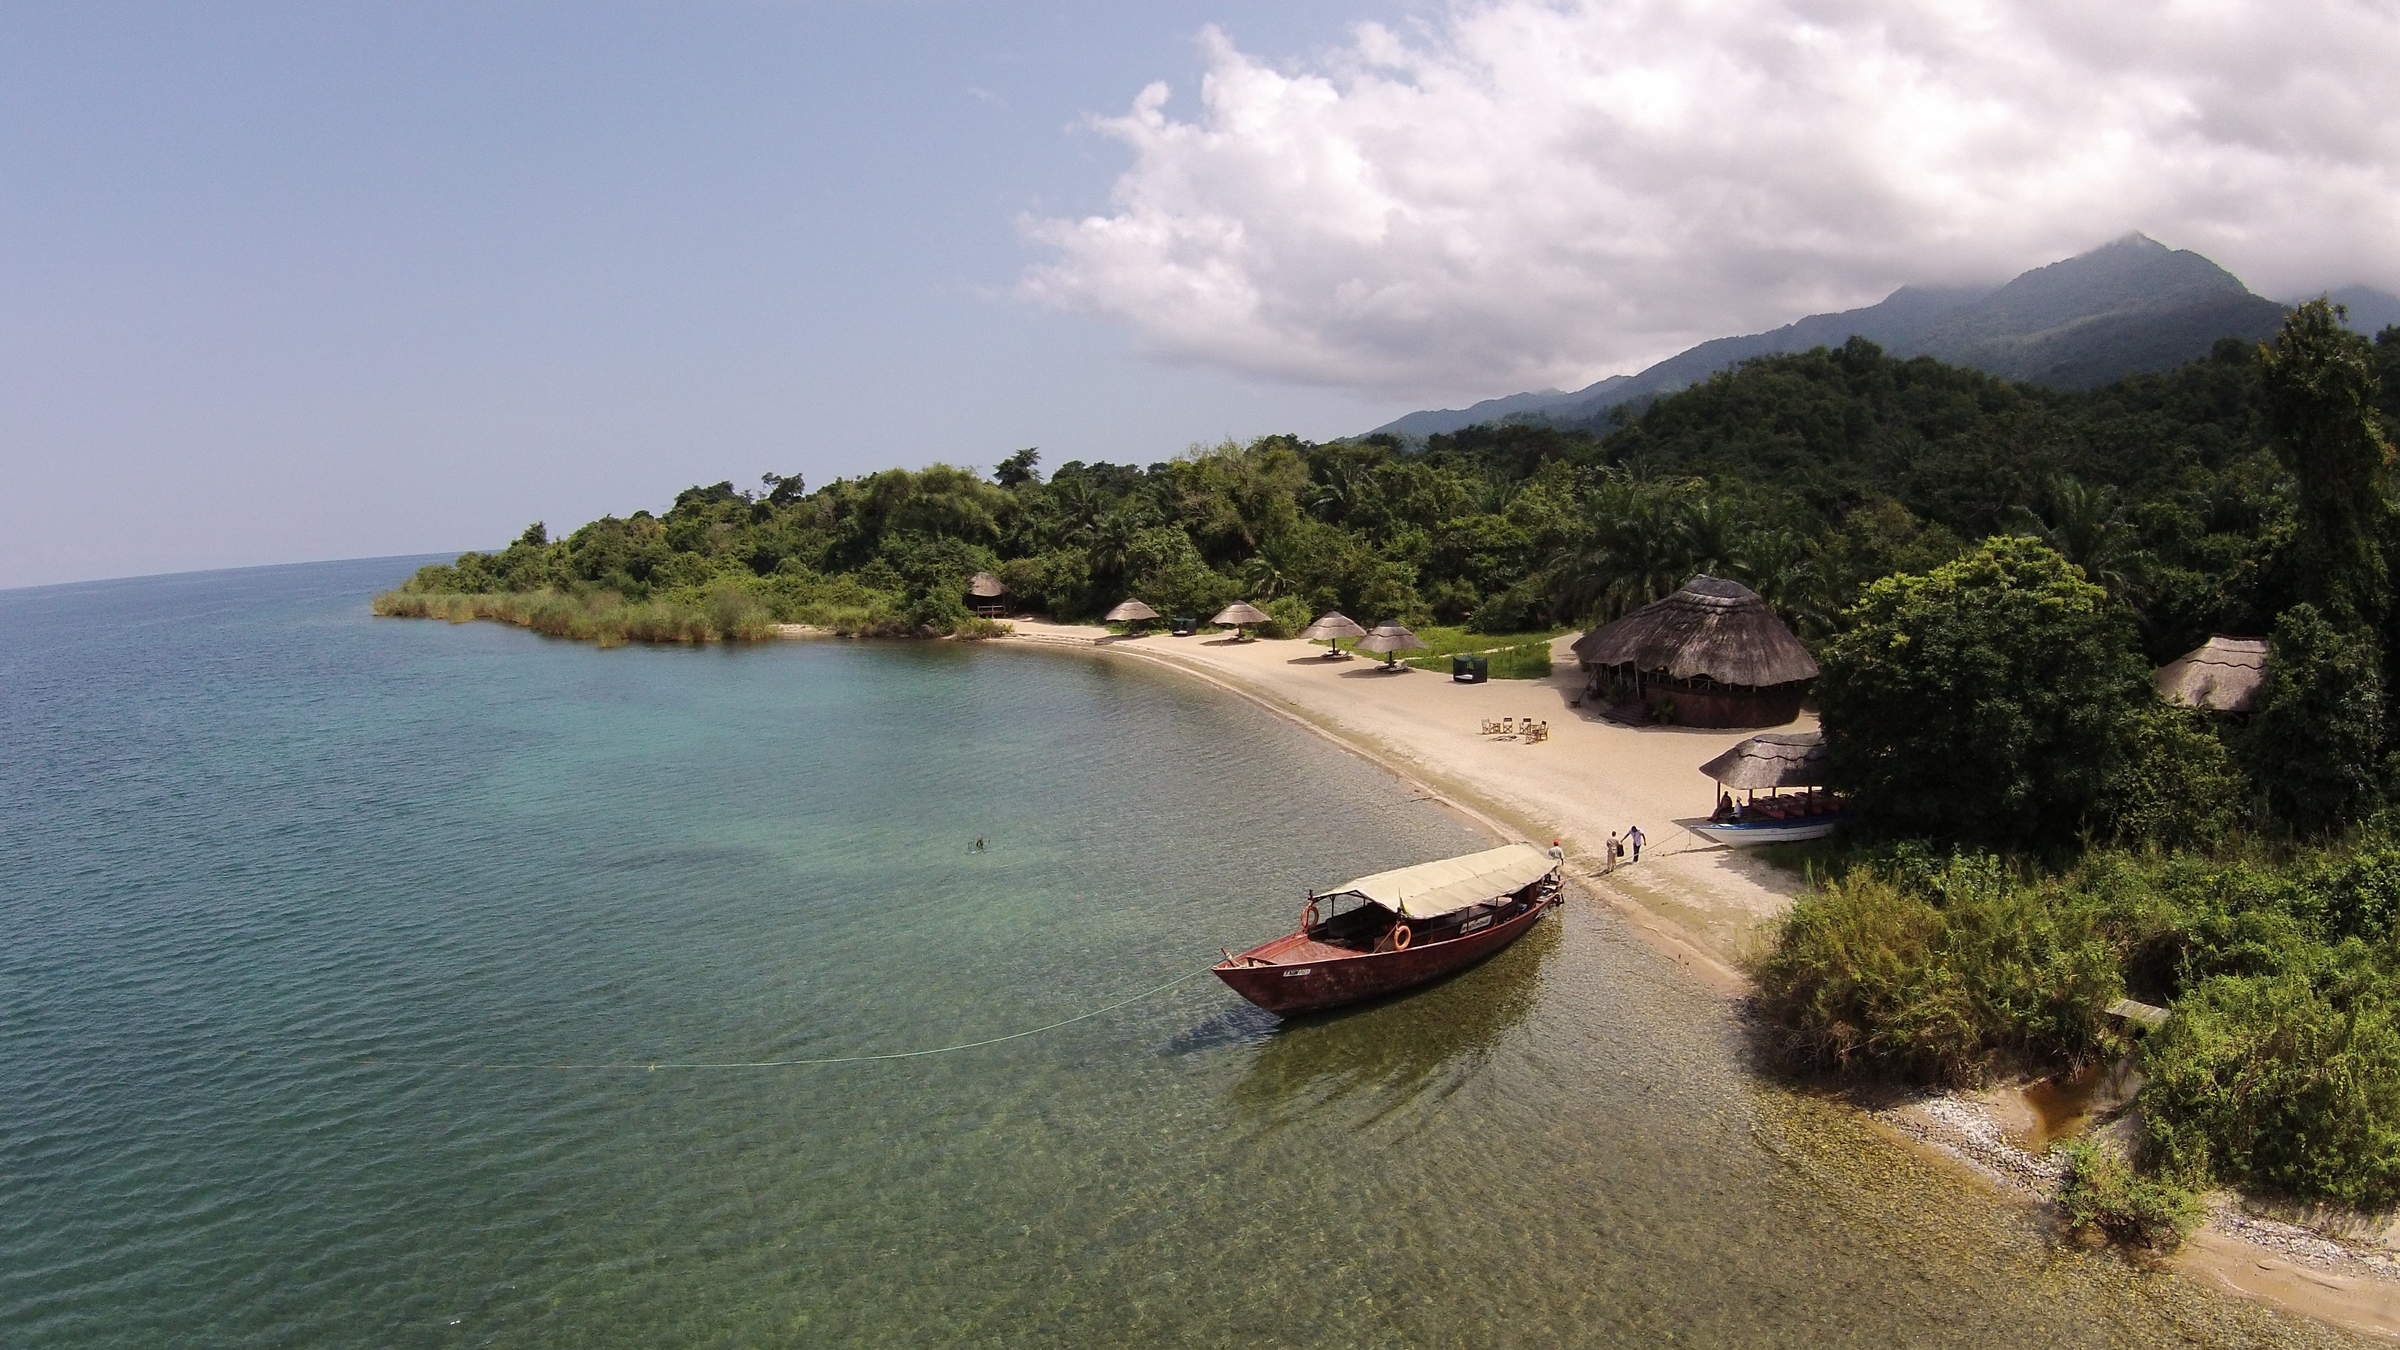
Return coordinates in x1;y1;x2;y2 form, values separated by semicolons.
2087;231;2168;256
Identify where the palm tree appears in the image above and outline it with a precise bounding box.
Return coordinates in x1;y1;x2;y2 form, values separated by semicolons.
2009;476;2141;597
1077;508;1144;587
1674;498;1750;580
1734;527;1834;637
1309;462;1372;524
1239;551;1293;601
1553;482;1698;622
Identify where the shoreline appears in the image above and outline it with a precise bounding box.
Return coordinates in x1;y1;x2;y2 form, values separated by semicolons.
982;619;2400;1340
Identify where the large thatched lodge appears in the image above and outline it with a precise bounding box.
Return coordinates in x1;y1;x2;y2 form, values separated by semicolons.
1570;575;1819;728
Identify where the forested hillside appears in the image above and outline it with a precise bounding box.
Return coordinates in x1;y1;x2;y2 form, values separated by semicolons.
384;313;2398;665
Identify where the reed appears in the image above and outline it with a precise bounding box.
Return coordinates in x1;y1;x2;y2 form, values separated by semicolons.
372;587;769;645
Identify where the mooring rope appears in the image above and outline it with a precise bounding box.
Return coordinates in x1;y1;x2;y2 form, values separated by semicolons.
356;964;1219;1072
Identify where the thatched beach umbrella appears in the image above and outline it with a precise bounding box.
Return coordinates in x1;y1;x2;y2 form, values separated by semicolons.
2154;635;2267;714
1356;622;1429;670
1103;598;1160;631
1297;610;1366;658
1211;601;1271;640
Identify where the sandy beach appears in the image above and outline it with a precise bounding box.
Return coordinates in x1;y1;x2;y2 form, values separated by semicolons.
1001;620;1801;977
982;619;2400;1340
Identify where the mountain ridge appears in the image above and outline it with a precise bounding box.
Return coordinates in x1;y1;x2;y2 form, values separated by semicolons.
1374;235;2328;438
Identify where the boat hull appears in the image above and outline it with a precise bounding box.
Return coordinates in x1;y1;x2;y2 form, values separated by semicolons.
1212;892;1556;1016
1693;816;1844;846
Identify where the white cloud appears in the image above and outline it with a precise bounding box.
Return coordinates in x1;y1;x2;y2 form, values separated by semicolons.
1018;0;2400;399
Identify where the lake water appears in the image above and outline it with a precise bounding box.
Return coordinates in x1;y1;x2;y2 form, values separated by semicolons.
0;558;2362;1347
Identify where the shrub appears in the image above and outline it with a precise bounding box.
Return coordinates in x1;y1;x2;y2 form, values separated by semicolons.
809;602;914;638
950;617;1012;640
702;581;777;640
2140;972;2400;1208
2241;604;2386;835
2095;704;2244;850
1257;595;1312;639
1817;536;2154;849
1748;857;2123;1085
2054;1139;2205;1252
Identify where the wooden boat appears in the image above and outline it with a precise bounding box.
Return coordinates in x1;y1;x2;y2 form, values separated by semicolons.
1691;812;1845;846
1213;843;1562;1016
1694;730;1844;847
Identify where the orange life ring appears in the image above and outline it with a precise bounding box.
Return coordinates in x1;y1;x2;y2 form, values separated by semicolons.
1301;899;1321;932
1391;923;1413;951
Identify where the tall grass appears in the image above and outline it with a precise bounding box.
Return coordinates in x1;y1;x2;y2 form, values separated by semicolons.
373;588;776;645
1403;639;1558;679
1384;625;1567;657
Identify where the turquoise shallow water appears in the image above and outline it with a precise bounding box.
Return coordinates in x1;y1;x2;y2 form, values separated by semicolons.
0;559;2366;1347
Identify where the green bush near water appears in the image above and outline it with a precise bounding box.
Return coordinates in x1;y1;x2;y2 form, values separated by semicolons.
2139;970;2400;1208
1748;855;2125;1084
1755;834;2400;1211
2055;1139;2206;1252
371;587;773;645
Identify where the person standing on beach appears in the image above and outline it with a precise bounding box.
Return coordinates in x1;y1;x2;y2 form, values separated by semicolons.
1605;831;1621;871
1625;825;1645;863
1547;839;1565;866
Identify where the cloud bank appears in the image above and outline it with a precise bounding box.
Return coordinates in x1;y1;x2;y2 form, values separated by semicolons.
1019;0;2400;398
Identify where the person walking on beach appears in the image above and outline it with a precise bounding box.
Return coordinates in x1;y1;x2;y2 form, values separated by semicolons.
1547;839;1565;866
1605;831;1621;871
1625;824;1645;863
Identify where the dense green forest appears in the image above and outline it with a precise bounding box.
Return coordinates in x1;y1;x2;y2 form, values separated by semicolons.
384;313;2396;655
386;302;2400;1239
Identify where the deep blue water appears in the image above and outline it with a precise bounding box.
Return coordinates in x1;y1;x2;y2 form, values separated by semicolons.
0;559;2359;1347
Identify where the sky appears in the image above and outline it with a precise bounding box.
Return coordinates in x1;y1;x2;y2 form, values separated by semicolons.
5;0;2397;589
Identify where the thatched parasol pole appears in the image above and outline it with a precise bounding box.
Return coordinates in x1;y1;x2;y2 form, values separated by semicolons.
1296;610;1367;658
1211;601;1271;641
1356;622;1429;670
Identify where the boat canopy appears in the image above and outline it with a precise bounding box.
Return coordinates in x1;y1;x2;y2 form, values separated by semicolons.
1697;730;1827;790
1320;843;1557;920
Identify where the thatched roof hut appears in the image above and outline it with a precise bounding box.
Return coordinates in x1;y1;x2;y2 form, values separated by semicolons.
1698;731;1827;790
966;571;1008;615
1571;576;1817;728
2154;636;2267;714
